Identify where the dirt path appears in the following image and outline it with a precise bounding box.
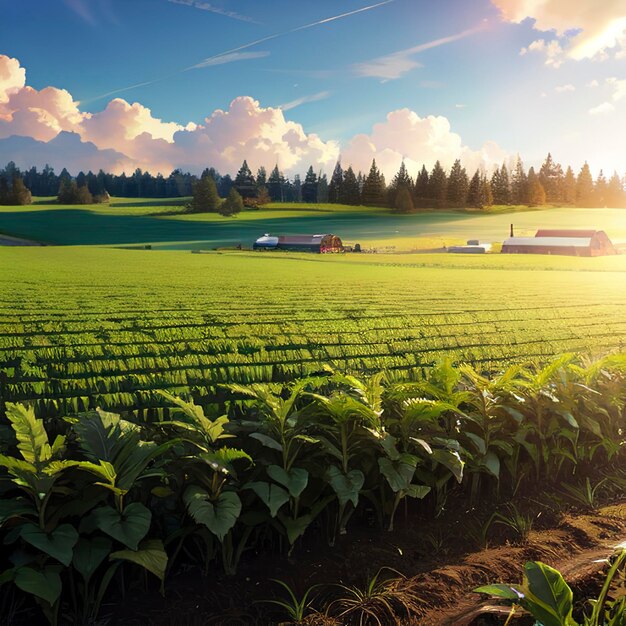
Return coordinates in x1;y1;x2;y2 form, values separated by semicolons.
413;504;626;625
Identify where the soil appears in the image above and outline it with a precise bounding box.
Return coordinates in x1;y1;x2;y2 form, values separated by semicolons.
101;500;626;626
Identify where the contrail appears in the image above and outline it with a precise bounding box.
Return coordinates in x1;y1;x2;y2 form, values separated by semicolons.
81;0;396;104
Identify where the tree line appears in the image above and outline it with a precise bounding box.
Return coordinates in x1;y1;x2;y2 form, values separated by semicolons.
2;152;626;210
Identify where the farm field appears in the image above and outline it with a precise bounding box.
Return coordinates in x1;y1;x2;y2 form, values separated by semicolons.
1;198;626;250
2;246;626;417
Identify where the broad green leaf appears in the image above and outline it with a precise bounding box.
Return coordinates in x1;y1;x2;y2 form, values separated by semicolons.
184;486;241;542
277;512;312;545
249;432;283;451
325;466;364;507
14;564;62;606
482;451;501;479
405;484;430;499
80;503;151;550
379;454;418;493
5;403;51;465
267;465;308;498
20;523;78;566
465;432;487;456
110;539;167;582
380;434;401;460
0;498;36;525
431;448;465;483
72;536;112;584
244;481;289;517
474;584;522;600
522;561;575;626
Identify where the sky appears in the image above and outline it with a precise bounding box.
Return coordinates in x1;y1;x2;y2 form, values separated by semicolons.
0;0;625;179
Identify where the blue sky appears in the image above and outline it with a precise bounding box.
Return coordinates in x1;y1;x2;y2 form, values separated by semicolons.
0;0;625;177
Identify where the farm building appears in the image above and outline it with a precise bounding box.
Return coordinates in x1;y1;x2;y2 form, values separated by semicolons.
501;229;616;257
253;233;343;253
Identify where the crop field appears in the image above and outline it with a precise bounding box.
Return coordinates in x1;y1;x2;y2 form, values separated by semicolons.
2;246;626;417
1;198;626;250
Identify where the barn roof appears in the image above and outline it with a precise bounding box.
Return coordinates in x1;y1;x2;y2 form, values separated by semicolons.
503;237;593;247
535;229;598;238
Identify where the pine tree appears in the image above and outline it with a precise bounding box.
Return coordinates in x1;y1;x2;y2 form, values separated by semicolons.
606;172;624;208
191;172;220;212
538;153;564;203
413;165;429;208
301;166;318;203
479;175;493;207
576;163;594;207
510;156;528;205
527;167;546;206
594;170;608;207
491;164;511;205
256;166;267;188
219;187;243;216
340;166;360;205
233;160;257;199
387;161;413;208
317;173;329;203
328;161;343;203
76;183;93;204
563;166;576;205
428;161;448;208
447;159;469;207
267;165;285;202
467;171;482;208
394;185;414;213
361;160;386;206
8;175;32;205
0;177;9;204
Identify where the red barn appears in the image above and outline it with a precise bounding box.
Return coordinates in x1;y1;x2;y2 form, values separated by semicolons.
502;229;616;257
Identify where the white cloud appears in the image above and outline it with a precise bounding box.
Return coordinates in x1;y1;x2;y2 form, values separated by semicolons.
589;102;615;115
520;38;564;68
607;77;626;101
340;108;507;179
0;55;26;110
588;79;600;87
495;0;626;62
353;26;482;80
555;83;575;92
167;0;257;23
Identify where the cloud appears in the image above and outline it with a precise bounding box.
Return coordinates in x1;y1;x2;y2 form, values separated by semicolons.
494;0;626;62
0;131;133;174
340;108;507;179
588;79;600;87
555;83;575;92
63;0;95;25
280;91;331;111
0;53;506;181
520;38;564;67
167;0;257;23
607;77;626;102
353;26;483;80
589;102;615;115
190;51;270;69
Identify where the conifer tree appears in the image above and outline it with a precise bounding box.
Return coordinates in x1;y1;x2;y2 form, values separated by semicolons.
328;161;343;203
256;166;267;188
340;166;360;205
479;175;493;207
428;161;448;208
510;156;528;205
594;170;608;207
491;164;511;205
191;172;220;212
447;159;469;207
413;165;429;208
267;165;285;202
563;166;576;205
527;167;546;206
467;171;482;208
394;185;414;213
539;152;564;203
576;162;594;207
76;183;93;204
233;160;257;198
606;172;624;208
361;159;386;206
388;161;413;208
7;175;32;205
301;166;318;203
317;173;329;203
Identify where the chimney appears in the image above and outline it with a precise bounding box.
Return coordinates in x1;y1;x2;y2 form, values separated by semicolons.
510;223;514;238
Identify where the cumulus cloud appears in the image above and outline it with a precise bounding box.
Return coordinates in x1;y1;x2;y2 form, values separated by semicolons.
0;53;505;179
589;102;615;115
520;38;564;67
340;108;507;179
494;0;626;62
555;83;575;92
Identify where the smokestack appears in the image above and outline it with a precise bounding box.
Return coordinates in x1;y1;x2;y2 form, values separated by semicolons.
510;223;514;238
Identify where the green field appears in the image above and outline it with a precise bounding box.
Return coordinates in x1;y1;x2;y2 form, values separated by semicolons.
2;246;626;417
1;198;626;250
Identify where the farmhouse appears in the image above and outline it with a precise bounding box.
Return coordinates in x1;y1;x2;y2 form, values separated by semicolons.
501;229;616;257
253;233;343;253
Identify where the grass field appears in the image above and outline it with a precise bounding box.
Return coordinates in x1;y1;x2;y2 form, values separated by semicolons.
1;198;626;250
2;246;626;416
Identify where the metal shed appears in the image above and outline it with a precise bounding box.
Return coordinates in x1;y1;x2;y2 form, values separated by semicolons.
502;229;616;257
253;233;343;253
